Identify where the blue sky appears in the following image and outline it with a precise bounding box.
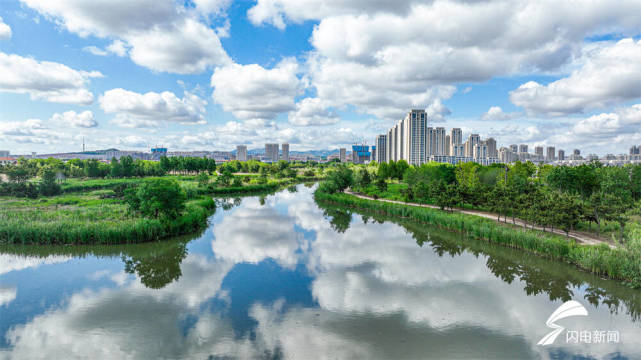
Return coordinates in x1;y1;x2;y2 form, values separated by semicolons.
0;0;640;155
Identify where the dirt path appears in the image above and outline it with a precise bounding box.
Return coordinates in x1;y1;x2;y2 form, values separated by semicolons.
345;190;616;248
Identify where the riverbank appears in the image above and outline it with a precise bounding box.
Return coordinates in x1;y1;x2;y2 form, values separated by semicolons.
315;189;641;288
346;190;613;247
0;176;320;245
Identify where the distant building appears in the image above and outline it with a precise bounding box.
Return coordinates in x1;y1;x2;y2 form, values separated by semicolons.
485;138;497;158
631;145;640;155
509;144;518;153
339;148;346;162
465;134;480;158
519;144;528;153
375;135;387;163
0;150;9;157
450;128;463;146
0;157;17;165
265;143;279;162
558;149;565;161
473;143;488;159
352;145;371;164
445;135;451;156
573;149;581;156
281;143;290;162
499;147;515;163
535;146;544;157
546;146;555;161
236;145;247;161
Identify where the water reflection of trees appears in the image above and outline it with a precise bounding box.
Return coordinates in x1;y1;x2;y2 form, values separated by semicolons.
0;237;193;290
314;199;641;321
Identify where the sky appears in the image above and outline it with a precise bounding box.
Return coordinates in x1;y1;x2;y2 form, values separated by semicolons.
0;0;640;155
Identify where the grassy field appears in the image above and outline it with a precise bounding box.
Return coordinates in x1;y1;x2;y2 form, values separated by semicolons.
315;189;641;289
0;173;323;245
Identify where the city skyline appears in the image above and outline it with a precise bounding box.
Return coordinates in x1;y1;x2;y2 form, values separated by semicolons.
0;1;640;155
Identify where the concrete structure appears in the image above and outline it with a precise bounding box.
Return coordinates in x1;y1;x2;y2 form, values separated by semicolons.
0;151;9;157
265;143;279;162
451;144;465;157
630;145;640;155
450;128;462;146
464;134;480;158
281;143;290;162
558;149;565;161
519;144;528;154
509;144;518;153
573;149;581;156
402;110;428;165
535;146;544;157
485;138;497;158
339;148;346;162
236;145;247;161
352;145;371;164
546;146;555;161
445;135;451;156
375;135;387;163
473;143;488;159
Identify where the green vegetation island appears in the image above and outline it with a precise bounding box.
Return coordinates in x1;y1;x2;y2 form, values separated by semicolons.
315;160;641;288
0;156;325;245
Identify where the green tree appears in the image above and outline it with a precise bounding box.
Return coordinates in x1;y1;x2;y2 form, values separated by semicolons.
38;166;61;196
126;179;186;219
110;157;122;178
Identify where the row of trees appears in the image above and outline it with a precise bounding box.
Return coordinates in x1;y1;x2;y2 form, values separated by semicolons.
337;160;641;241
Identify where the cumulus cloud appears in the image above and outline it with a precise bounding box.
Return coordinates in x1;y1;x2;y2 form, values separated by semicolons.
288;98;340;126
83;40;128;57
0;52;101;105
510;39;641;116
210;58;301;122
481;106;519;121
249;0;641;120
0;16;12;39
20;0;231;74
50;110;97;128
0;286;17;307
100;88;207;128
0;119;63;144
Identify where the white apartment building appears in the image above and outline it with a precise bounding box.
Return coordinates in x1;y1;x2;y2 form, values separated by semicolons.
281;143;290;162
265;143;279;162
236;145;247;161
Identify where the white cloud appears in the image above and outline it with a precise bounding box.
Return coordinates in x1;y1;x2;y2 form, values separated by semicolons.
210;58;301;122
100;88;207;127
192;0;231;16
0;119;64;144
0;52;101;105
20;0;231;74
83;40;128;57
117;135;148;148
510;39;641;115
288;98;339;126
481;106;519;121
51;110;97;128
250;0;641;120
0;286;17;307
0;16;12;39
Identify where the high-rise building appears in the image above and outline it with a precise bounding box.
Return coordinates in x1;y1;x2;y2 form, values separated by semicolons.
352;145;371;164
445;135;451;156
473;143;488;159
401;110;428;165
499;147;515;163
265;143;279;162
535;146;544;157
236;145;247;161
519;144;528;153
630;145;640;155
450;128;463;145
573;149;581;156
339;148;346;162
451;144;465;157
546;146;555;161
433;127;446;156
465;134;481;158
558;149;565;161
509;144;518;153
375;135;387;163
485;138;497;158
281;143;290;162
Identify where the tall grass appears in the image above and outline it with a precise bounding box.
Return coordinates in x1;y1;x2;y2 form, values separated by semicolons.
0;195;216;245
314;189;641;288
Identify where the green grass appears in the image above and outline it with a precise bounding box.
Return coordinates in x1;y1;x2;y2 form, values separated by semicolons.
315;189;641;289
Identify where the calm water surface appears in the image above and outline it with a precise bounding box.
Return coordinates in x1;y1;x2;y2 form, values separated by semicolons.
1;184;640;359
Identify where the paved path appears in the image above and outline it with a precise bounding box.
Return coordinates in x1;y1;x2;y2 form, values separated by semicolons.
345;190;615;248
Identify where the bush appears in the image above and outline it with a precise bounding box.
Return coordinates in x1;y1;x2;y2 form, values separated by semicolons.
126;179;186;219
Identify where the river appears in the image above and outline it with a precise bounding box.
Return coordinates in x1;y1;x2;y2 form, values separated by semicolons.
1;184;640;359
